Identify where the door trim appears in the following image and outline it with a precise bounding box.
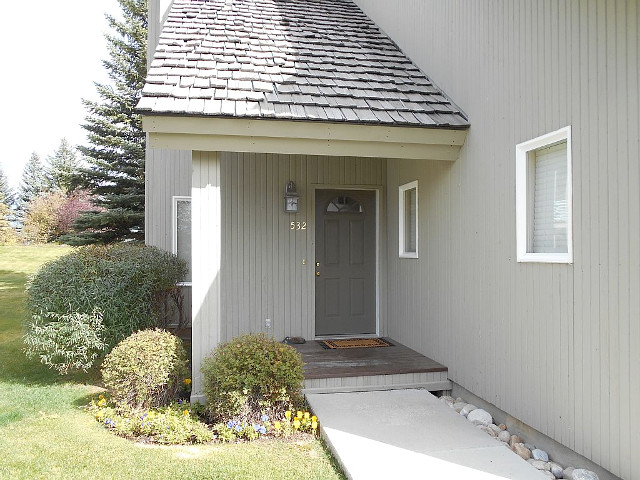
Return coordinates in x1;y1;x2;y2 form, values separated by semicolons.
310;184;383;340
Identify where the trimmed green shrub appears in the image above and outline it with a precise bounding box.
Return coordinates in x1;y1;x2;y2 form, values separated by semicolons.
23;309;107;374
101;329;188;410
201;333;305;421
25;243;187;347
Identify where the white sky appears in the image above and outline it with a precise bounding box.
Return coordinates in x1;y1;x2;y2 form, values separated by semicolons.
0;0;121;191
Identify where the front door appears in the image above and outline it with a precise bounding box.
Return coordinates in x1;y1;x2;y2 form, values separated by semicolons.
315;189;376;336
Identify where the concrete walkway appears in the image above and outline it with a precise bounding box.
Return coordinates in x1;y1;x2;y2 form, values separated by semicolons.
306;389;546;480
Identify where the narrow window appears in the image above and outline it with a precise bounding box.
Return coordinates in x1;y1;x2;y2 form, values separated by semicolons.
399;181;418;258
172;196;192;283
516;127;572;263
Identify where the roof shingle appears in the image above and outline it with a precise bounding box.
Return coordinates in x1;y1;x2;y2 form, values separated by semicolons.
138;0;469;128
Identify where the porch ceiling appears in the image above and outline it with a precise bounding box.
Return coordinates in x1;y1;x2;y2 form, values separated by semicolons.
143;115;467;160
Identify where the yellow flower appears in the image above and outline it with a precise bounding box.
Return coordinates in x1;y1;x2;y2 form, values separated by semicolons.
303;412;310;420
296;411;303;419
183;378;192;385
293;419;301;429
311;421;318;430
97;398;107;407
284;411;291;419
311;415;317;422
274;421;281;431
183;409;189;416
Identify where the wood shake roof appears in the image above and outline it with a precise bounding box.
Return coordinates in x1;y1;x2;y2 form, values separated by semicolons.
138;0;469;128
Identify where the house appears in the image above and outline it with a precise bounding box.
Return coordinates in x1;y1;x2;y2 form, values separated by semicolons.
139;1;639;479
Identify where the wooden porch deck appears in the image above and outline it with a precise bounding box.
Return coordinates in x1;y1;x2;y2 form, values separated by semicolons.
293;338;451;394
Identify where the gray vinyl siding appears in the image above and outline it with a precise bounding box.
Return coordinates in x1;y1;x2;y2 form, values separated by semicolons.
217;152;387;343
356;1;639;478
145;147;192;252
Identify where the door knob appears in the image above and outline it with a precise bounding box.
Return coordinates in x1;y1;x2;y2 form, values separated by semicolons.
316;271;321;276
315;262;320;267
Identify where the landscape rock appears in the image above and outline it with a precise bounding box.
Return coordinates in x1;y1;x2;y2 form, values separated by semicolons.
478;425;497;437
528;459;551;471
488;423;501;434
460;404;477;417
549;462;564;478
513;443;532;460
509;435;524;447
570;469;599;480
563;467;575;479
532;449;550;462
498;423;507;430
497;430;511;443
453;401;466;413
440;395;455;406
468;408;493;426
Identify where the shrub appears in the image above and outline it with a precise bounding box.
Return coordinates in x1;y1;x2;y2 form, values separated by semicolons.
25;243;187;348
87;395;212;445
23;309;107;374
201;334;305;421
101;329;188;410
22;191;67;243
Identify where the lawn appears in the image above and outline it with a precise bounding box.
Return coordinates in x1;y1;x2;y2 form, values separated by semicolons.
0;245;344;480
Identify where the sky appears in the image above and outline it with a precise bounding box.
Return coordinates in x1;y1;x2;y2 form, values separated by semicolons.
0;0;121;191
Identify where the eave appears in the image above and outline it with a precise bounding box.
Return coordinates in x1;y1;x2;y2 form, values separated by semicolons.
142;114;468;161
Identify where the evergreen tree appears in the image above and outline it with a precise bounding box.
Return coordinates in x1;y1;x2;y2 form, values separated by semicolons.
66;0;147;245
18;153;47;211
46;138;80;193
0;166;13;207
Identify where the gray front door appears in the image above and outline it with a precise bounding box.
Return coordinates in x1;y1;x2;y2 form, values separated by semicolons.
315;189;376;336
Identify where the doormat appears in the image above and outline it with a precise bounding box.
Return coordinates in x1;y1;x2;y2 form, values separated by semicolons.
317;338;394;349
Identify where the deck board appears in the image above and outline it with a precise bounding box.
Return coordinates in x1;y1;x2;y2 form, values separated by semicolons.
293;338;447;380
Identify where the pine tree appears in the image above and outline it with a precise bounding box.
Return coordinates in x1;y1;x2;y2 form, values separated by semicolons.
46;138;80;193
0;166;13;207
18;153;47;212
65;0;147;245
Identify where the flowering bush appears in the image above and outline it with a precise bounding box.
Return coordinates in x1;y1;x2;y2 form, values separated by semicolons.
87;394;212;444
201;333;304;421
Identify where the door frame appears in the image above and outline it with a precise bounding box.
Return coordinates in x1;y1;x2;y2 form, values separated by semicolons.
310;184;383;339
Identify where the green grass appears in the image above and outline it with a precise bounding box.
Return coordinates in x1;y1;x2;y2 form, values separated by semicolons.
0;245;344;480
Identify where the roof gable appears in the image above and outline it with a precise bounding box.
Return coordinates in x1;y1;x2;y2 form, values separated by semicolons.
138;0;469;129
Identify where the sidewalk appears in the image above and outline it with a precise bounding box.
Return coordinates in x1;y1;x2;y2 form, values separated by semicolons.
306;389;546;480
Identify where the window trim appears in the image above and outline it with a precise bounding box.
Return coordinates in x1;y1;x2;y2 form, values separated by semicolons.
399;180;419;259
172;195;192;286
516;126;573;263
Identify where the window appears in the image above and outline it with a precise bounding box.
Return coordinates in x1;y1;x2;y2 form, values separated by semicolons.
399;181;418;258
326;195;364;213
172;196;192;283
516;126;572;263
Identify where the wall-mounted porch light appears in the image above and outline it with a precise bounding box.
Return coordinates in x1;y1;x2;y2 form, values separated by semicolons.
284;180;299;213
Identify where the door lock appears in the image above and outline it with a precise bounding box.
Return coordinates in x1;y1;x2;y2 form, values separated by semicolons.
315;271;321;276
315;262;320;267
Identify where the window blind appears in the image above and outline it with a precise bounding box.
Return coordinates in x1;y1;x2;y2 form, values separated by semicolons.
532;142;568;253
404;188;417;253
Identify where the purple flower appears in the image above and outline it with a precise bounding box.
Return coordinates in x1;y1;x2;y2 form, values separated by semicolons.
253;424;260;432
227;420;237;429
261;414;269;422
234;424;242;433
258;426;267;434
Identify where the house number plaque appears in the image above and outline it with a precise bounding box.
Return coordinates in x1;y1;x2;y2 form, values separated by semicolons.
290;221;307;231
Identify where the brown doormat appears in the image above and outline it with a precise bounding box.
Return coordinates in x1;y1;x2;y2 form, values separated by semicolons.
317;338;394;349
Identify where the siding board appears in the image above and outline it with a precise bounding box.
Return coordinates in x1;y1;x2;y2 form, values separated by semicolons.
356;0;639;478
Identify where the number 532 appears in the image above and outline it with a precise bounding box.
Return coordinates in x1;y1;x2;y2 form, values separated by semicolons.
290;221;307;230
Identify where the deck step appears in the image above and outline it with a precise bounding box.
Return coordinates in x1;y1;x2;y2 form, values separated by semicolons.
303;370;451;394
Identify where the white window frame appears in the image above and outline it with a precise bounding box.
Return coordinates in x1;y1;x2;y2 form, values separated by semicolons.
516;126;573;263
399;180;419;258
172;195;192;285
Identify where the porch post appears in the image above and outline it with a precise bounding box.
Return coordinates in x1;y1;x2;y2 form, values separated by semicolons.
190;151;221;403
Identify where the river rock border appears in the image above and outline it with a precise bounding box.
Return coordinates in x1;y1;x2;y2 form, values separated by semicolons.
439;396;600;480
